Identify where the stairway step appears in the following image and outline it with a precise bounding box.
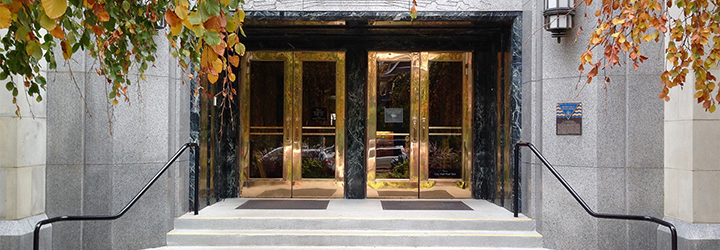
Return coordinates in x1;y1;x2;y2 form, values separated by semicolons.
174;216;536;231
166;229;542;248
150;247;552;250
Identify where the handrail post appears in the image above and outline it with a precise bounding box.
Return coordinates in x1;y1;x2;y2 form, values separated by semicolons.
193;144;200;215
513;143;520;218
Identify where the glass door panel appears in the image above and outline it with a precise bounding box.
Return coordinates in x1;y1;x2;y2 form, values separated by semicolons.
368;52;472;199
292;53;345;198
240;51;345;198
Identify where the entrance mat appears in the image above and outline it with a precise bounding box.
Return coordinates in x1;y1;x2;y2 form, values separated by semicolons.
236;200;329;210
377;190;454;199
381;200;473;211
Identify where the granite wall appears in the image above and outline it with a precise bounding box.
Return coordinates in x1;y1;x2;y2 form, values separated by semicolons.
521;0;665;249
46;33;191;250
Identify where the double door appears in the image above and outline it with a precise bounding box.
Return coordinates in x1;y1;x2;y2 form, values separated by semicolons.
239;51;345;198
366;52;473;198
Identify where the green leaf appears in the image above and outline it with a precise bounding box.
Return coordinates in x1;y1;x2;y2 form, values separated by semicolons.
0;71;8;81
205;30;221;45
109;90;116;99
204;0;220;16
122;1;131;11
5;81;12;91
12;88;18;96
36;95;43;102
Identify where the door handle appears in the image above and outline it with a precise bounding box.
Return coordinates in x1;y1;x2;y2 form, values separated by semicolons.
421;117;427;142
411;118;418;142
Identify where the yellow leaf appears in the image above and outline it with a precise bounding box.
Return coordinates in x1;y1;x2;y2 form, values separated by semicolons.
25;40;39;57
170;23;182;36
0;5;11;29
140;74;146;81
618;34;626;44
38;12;57;31
234;43;245;56
208;73;219;83
611;18;625;25
236;9;245;24
710;105;717;113
112;99;119;106
177;0;189;8
212;58;223;73
611;32;620;37
694;91;704;98
42;0;68;19
175;5;188;20
228;72;236;82
227;33;237;47
221;0;231;5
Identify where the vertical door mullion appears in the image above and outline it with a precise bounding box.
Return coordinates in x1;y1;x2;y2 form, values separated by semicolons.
409;52;421;183
419;52;430;183
292;53;303;184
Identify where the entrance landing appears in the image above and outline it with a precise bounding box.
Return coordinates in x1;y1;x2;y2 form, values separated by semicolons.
186;198;525;220
160;199;545;249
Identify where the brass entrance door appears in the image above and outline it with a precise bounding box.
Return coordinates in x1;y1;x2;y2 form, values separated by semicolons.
367;52;472;199
239;51;345;198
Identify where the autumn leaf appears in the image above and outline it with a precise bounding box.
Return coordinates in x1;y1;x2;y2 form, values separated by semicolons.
165;9;182;27
50;25;65;40
42;0;67;19
229;55;239;67
61;39;72;59
0;5;11;29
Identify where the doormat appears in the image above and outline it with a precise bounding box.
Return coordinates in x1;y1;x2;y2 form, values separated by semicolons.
236;200;329;210
377;190;454;199
381;200;473;211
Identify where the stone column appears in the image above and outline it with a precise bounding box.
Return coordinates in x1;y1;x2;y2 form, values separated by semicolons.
0;77;50;248
661;73;720;249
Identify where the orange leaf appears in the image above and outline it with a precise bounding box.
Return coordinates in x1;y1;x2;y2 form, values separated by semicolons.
61;40;71;59
229;55;240;67
49;25;65;39
588;66;599;78
92;25;103;36
210;42;226;56
164;9;182;27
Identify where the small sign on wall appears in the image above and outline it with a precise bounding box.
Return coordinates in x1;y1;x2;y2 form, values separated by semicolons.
556;102;582;135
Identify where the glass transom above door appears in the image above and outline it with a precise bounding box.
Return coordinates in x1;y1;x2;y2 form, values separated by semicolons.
366;52;473;199
239;51;346;198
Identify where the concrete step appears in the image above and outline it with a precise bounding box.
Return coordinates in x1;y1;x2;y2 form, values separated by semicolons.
160;199;545;249
173;216;536;231
166;229;542;248
150;247;552;250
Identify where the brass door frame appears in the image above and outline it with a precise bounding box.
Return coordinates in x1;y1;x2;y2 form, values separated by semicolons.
240;51;346;198
367;51;473;198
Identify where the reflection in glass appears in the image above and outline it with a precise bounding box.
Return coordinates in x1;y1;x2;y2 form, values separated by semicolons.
301;62;336;179
249;61;285;178
428;61;463;179
376;61;411;179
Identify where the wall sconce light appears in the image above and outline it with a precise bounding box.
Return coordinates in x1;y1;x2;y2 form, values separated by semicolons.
544;0;575;43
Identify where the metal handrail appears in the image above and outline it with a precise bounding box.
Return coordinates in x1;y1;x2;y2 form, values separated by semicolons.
33;143;200;250
513;142;677;250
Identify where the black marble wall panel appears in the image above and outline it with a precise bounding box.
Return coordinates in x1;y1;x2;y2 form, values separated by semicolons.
510;16;523;212
344;48;367;199
189;67;200;210
213;79;239;198
473;49;499;200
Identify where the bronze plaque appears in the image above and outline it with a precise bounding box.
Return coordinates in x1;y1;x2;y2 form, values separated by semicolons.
556;102;582;135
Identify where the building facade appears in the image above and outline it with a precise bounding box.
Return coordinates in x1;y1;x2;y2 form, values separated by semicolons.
0;0;718;249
